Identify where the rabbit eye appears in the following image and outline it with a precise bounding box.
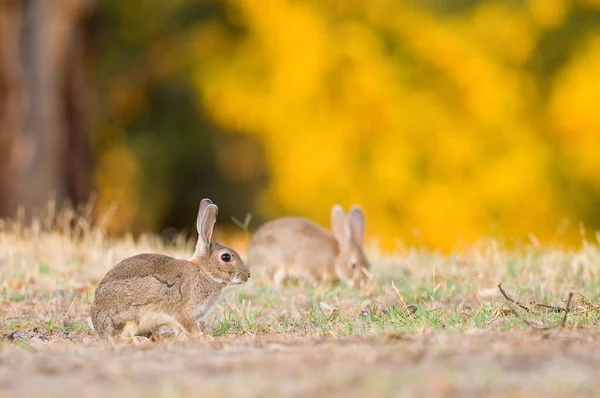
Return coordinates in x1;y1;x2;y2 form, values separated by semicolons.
351;262;357;269
221;253;232;262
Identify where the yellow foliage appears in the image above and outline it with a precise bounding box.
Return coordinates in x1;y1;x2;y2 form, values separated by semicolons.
95;143;140;235
550;35;600;187
185;0;600;251
95;0;600;250
528;0;569;28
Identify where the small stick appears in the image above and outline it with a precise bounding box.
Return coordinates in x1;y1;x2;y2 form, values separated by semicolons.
561;292;574;328
391;281;414;315
534;303;566;313
60;296;78;323
497;283;530;313
3;297;27;322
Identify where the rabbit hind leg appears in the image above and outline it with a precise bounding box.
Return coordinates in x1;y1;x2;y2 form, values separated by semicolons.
120;320;140;339
139;312;188;338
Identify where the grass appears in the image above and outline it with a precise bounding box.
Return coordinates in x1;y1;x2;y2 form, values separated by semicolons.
1;203;600;396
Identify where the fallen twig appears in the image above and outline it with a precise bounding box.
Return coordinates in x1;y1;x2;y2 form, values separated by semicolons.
391;280;417;315
561;292;574;328
505;307;552;330
60;295;78;323
497;283;530;313
533;303;566;313
498;283;574;330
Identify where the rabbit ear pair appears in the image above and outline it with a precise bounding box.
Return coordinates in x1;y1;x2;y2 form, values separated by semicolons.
331;204;365;249
193;198;218;258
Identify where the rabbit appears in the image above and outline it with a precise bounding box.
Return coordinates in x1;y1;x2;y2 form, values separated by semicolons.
89;198;250;341
247;205;370;287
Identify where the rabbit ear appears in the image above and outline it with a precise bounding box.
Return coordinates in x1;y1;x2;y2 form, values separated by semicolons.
196;198;213;231
331;205;350;248
194;199;218;257
347;205;365;246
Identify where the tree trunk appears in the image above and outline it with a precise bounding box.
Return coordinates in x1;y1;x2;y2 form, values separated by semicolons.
0;0;22;216
0;0;94;219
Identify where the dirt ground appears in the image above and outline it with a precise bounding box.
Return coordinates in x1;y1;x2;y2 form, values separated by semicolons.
1;328;600;397
2;217;600;397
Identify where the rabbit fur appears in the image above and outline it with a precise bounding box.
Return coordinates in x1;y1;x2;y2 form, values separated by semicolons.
90;198;250;340
247;205;370;287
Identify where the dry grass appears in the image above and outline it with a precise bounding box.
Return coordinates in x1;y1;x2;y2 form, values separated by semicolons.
1;203;600;397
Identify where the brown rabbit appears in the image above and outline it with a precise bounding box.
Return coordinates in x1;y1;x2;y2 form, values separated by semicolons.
90;198;250;340
247;205;370;287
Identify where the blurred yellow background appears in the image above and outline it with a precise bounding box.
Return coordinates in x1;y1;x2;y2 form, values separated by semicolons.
2;0;600;251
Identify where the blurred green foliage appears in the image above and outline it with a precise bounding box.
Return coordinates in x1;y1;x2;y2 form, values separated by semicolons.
93;0;266;235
